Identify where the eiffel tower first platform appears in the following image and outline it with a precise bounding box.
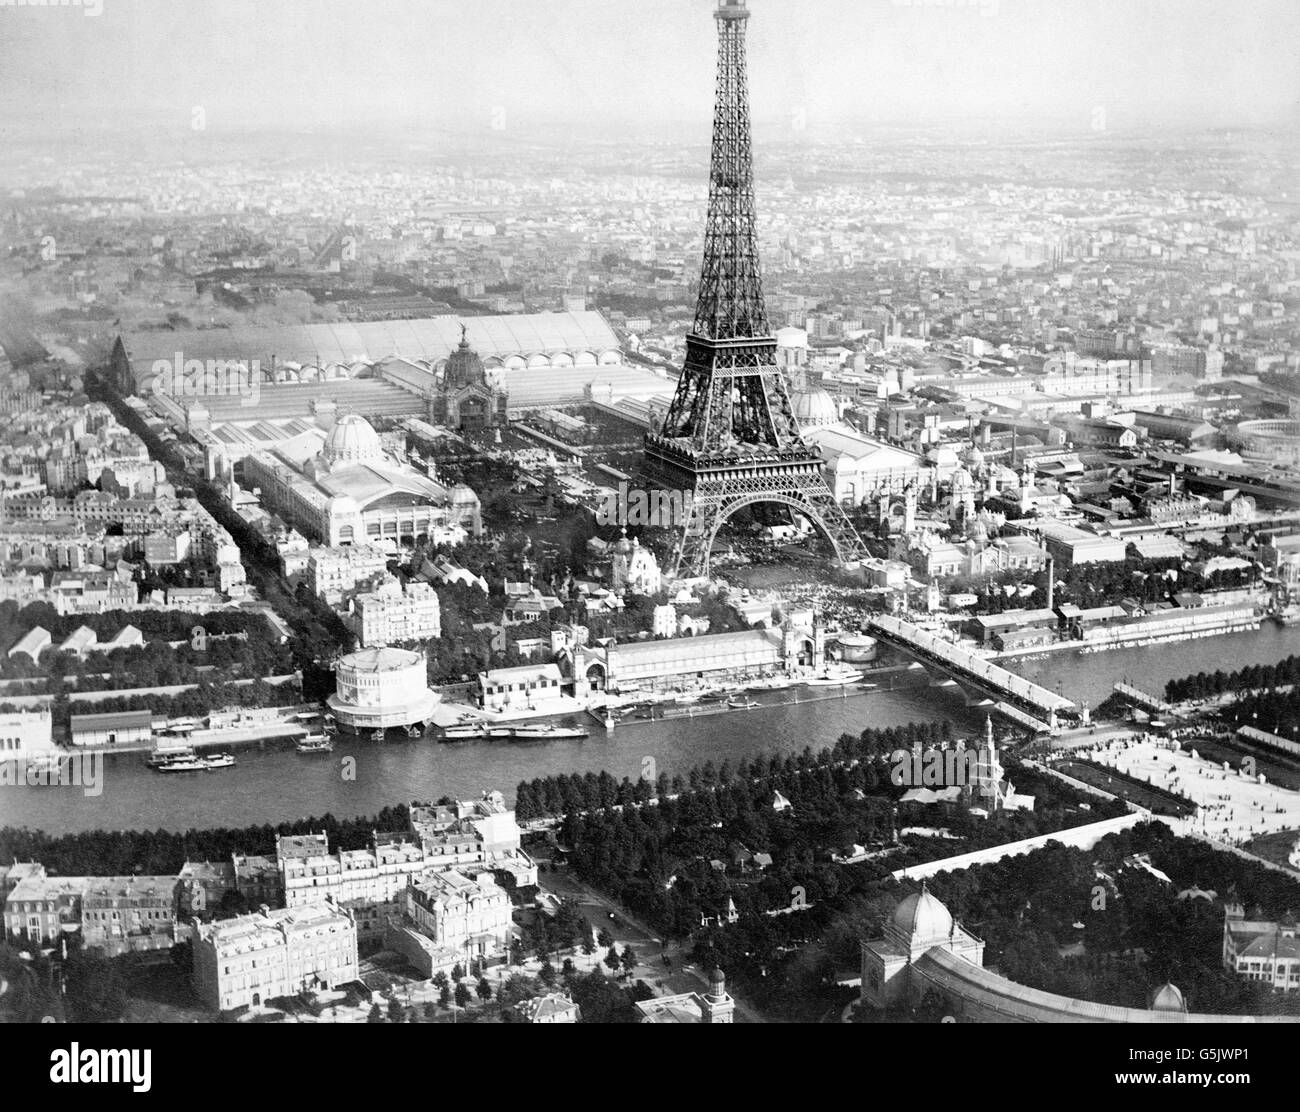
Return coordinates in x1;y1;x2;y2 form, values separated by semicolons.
643;0;867;578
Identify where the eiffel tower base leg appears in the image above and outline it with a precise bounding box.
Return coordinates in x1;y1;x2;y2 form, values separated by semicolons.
672;474;868;579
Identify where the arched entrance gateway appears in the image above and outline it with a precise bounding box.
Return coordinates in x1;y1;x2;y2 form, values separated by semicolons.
458;394;488;433
677;491;858;579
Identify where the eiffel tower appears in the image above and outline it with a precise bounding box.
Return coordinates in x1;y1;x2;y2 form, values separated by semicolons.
644;0;867;578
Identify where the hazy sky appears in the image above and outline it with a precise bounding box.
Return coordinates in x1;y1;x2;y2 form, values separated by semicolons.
1;0;1296;137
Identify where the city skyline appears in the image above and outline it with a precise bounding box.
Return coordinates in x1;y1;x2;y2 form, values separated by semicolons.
1;0;1298;139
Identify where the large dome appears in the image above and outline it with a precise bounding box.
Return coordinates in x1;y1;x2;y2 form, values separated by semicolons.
790;386;839;428
445;326;487;390
892;888;953;940
324;414;383;466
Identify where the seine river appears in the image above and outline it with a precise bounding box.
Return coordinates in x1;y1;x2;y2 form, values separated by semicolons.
5;624;1300;836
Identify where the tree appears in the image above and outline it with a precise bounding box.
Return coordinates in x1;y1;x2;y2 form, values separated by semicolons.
510;938;526;966
432;970;449;989
497;973;542;1008
63;950;127;1023
438;984;451;1010
0;944;61;1023
620;945;637;976
454;982;473;1009
581;931;596;956
597;926;614;949
539;960;556;986
367;1003;385;1023
561;957;577;981
570;970;637;1024
423;1001;438;1021
451;962;465;983
476;977;493;1002
387;997;405;1023
603;946;621;974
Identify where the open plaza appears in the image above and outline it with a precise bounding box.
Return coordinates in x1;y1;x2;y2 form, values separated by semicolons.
1085;736;1300;845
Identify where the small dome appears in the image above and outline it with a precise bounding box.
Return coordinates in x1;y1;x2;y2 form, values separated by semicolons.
892;887;954;940
449;483;479;505
791;386;839;428
1149;983;1187;1012
323;415;383;466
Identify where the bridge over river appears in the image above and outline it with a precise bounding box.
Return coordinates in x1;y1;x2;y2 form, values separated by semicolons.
867;615;1078;734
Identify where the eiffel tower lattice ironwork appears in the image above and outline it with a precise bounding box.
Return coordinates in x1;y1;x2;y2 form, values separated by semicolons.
644;0;867;578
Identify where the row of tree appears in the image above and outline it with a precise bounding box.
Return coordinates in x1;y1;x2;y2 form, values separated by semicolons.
1166;654;1300;704
514;720;961;822
0;805;411;878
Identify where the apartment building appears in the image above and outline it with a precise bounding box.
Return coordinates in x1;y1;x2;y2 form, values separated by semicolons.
276;832;428;936
81;876;180;957
4;870;87;945
354;579;441;646
404;870;512;959
192;901;359;1012
308;545;390;605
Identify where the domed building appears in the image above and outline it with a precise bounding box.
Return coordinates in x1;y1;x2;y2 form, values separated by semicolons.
321;413;385;468
792;390;930;507
327;646;442;734
790;385;842;430
243;413;482;548
859;887;1233;1022
861;884;985;1009
430;325;508;433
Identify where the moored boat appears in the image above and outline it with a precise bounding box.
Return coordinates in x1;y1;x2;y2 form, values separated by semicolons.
156;757;208;773
146;746;197;768
804;665;862;687
202;753;236;769
508;724;589;741
439;724;486;741
296;734;334;753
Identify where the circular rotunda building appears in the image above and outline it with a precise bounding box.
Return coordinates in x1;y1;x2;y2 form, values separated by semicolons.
327;647;441;734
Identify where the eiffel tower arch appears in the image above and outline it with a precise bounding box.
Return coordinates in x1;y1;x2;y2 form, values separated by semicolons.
676;473;867;581
643;0;867;579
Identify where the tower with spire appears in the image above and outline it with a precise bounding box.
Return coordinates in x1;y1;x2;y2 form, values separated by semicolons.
642;0;866;577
